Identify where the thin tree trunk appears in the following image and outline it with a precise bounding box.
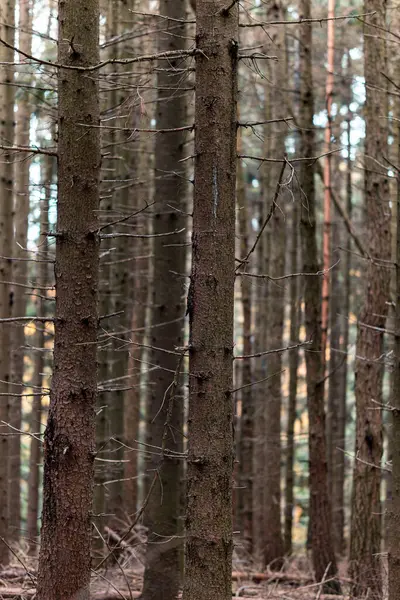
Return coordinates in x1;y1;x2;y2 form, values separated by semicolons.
263;1;287;569
388;4;400;595
252;63;272;566
182;1;238;598
140;2;187;598
284;199;300;556
36;0;101;595
332;113;352;556
298;0;340;592
0;0;15;567
93;1;115;556
349;3;390;597
9;0;33;544
237;152;253;552
26;154;53;555
321;0;335;370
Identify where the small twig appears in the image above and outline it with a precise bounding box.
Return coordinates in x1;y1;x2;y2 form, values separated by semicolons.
0;537;37;585
231;370;285;393
235;340;311;360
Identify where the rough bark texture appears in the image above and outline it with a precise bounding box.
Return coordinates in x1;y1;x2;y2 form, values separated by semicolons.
182;1;238;599
9;0;33;543
349;3;390;597
0;0;15;567
36;0;101;596
298;1;340;592
26;155;53;555
140;1;187;598
284;199;300;556
263;1;286;568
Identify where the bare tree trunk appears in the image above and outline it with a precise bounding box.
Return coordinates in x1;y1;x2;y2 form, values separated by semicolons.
237;152;253;552
182;0;238;598
349;3;390;597
284;199;300;556
298;0;340;592
331;114;352;556
36;0;101;595
26;153;54;556
0;0;15;567
140;2;187;598
388;4;400;596
9;0;33;544
321;0;335;371
263;1;287;569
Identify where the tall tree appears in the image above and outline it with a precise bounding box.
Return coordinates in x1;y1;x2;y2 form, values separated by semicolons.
284;199;300;556
0;0;15;566
36;0;101;595
298;0;340;591
321;0;335;368
263;1;286;568
388;2;400;596
237;151;253;551
349;2;390;597
182;1;238;598
140;2;188;598
27;153;53;555
10;0;33;543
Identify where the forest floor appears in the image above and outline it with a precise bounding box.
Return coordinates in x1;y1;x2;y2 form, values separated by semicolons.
0;542;379;599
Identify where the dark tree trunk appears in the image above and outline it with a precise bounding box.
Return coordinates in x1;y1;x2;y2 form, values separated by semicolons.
0;0;15;567
298;0;340;592
140;1;187;598
182;1;238;599
237;154;253;552
349;2;390;597
284;199;300;556
36;0;101;595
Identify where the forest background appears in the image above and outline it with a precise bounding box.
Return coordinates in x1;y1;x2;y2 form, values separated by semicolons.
0;0;399;599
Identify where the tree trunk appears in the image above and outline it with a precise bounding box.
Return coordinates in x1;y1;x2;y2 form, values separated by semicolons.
36;0;101;595
140;2;187;598
284;198;300;556
321;0;335;371
331;113;352;556
349;3;390;597
0;0;15;567
26;152;54;556
182;1;238;599
9;0;33;544
237;152;253;552
298;0;340;592
263;1;286;569
388;4;400;596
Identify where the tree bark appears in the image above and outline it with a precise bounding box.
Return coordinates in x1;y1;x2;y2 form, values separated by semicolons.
9;0;33;544
284;198;300;556
140;1;187;598
321;0;335;371
263;1;287;569
36;0;101;595
182;1;238;599
349;3;390;597
298;0;340;592
0;0;15;567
